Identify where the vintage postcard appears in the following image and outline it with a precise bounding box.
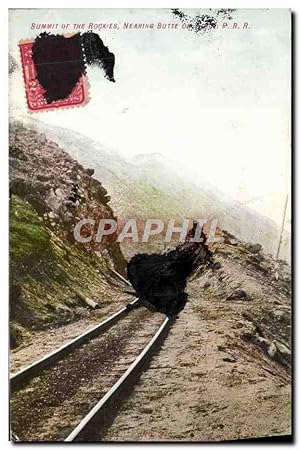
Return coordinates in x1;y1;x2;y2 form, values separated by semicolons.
9;8;291;442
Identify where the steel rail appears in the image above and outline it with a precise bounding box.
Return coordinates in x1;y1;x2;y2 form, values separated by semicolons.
108;267;132;287
65;316;172;442
10;297;140;389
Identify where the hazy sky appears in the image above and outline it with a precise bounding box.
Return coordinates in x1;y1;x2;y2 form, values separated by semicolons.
9;8;291;227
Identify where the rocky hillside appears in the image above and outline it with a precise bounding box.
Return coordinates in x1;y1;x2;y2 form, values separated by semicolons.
197;231;291;363
9;121;126;348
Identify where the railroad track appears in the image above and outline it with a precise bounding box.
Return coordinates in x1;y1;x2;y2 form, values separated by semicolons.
10;297;140;389
10;295;174;442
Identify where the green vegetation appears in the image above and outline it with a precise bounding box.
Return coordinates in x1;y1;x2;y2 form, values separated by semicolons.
9;196;118;348
10;195;51;267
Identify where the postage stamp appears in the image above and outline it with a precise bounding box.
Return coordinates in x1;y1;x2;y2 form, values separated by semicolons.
18;32;115;113
19;39;89;112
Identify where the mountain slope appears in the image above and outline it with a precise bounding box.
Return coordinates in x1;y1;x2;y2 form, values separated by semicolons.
9;121;126;347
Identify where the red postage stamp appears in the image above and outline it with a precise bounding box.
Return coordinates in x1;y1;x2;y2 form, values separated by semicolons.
19;40;89;112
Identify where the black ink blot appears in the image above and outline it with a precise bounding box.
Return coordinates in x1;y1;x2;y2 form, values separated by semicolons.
171;8;236;34
81;32;115;82
31;32;115;104
127;238;212;317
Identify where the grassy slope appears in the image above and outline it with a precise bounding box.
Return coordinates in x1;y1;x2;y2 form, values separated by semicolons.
10;196;116;348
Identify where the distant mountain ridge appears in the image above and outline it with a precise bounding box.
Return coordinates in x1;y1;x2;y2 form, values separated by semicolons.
17;116;290;262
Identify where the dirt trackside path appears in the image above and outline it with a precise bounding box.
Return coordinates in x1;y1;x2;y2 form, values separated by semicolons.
10;291;134;374
103;243;291;442
103;303;290;441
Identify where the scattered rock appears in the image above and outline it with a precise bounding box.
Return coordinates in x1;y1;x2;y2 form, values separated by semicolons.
203;281;211;289
63;212;73;222
222;356;236;363
251;253;264;262
275;341;291;357
48;211;57;220
226;290;249;301
55;187;65;198
140;407;153;414
253;336;277;358
64;199;76;208
266;341;277;358
223;231;238;245
217;345;227;352
273;310;284;319
249;243;262;254
85;168;95;176
45;188;63;215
